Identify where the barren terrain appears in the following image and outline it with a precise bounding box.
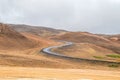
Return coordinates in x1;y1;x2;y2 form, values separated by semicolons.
0;23;120;80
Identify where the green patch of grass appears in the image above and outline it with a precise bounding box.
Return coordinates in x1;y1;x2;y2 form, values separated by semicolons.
93;56;105;59
106;54;120;58
108;64;119;68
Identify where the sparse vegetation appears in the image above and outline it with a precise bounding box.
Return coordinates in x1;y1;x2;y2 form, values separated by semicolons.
108;63;119;68
93;56;105;59
106;54;120;58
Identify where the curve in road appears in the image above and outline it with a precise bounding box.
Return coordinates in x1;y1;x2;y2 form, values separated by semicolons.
42;41;73;57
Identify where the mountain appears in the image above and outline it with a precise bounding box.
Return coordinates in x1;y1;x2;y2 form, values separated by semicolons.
9;24;67;37
0;23;36;50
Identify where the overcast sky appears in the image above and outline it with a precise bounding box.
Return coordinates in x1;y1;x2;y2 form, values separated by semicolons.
0;0;120;34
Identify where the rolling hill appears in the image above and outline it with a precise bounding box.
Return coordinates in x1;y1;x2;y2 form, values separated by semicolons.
53;32;120;54
0;23;37;50
9;24;67;37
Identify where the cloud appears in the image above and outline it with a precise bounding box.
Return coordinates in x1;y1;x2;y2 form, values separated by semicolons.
0;0;120;34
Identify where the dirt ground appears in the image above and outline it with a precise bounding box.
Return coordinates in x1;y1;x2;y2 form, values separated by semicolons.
0;66;120;80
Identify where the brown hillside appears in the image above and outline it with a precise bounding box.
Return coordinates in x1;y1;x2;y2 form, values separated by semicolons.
9;24;67;37
53;32;120;54
53;32;110;43
0;23;36;50
97;34;120;43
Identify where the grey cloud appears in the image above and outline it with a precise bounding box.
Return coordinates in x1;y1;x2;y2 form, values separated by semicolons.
0;0;120;34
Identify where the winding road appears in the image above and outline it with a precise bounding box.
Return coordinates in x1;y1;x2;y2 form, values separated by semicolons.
42;41;73;57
